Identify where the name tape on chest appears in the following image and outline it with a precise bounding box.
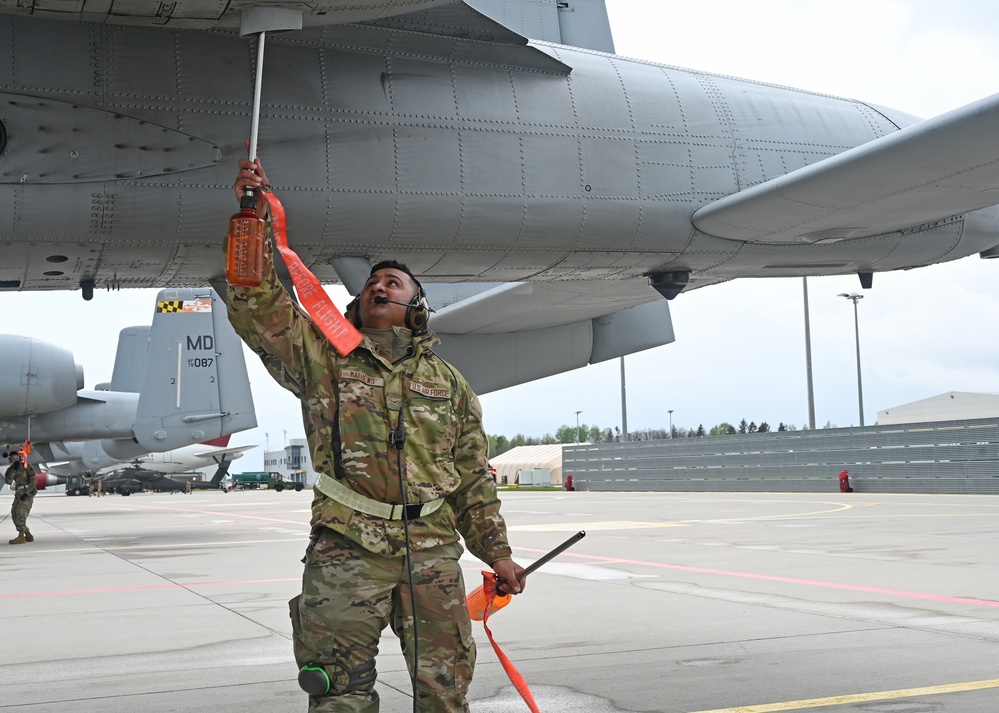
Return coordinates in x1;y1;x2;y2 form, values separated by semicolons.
341;369;451;400
341;370;384;388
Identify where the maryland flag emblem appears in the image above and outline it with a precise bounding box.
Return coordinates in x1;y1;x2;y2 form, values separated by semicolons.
156;300;184;313
156;298;212;314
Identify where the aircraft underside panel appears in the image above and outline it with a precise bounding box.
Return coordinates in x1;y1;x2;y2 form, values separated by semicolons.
0;12;998;300
0;93;221;184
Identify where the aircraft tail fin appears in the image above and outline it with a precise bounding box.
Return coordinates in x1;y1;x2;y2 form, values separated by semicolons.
467;0;615;53
131;288;256;452
98;326;151;392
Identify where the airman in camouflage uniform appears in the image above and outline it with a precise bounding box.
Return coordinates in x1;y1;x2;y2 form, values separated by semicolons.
5;450;36;544
228;158;525;713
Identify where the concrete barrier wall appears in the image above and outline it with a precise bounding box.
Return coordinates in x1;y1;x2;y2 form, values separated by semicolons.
564;419;999;494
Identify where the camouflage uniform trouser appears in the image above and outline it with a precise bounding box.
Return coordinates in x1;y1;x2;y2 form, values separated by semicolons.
11;491;34;531
290;528;475;713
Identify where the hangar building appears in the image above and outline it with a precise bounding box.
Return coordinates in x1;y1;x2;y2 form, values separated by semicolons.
877;392;999;425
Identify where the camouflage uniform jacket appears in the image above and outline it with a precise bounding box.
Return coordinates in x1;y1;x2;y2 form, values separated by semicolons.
225;233;513;563
4;461;36;493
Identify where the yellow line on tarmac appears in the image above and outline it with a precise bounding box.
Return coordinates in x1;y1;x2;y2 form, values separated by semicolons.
509;521;688;532
690;678;999;712
734;501;855;521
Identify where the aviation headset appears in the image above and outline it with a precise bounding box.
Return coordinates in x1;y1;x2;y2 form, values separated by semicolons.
343;261;431;333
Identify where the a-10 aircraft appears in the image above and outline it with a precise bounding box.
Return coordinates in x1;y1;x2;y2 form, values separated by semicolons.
0;287;257;488
0;1;997;393
43;435;254;479
4;438;253;493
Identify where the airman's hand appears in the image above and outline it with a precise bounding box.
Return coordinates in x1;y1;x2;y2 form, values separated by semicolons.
234;148;270;218
493;559;526;596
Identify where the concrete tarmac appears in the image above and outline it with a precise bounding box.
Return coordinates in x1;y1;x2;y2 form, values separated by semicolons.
2;489;998;713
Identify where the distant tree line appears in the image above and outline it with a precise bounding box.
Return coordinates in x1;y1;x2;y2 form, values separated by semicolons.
489;418;820;457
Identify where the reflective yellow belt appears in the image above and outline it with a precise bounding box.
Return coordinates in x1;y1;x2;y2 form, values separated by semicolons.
315;474;445;520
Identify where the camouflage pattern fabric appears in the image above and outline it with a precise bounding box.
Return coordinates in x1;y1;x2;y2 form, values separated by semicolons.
225;229;512;565
4;461;36;531
225;226;513;711
291;529;474;713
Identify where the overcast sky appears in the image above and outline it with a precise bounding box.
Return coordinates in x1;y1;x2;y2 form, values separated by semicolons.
4;0;998;471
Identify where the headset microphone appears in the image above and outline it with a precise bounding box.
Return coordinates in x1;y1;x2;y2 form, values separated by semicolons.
348;290;432;332
372;296;411;307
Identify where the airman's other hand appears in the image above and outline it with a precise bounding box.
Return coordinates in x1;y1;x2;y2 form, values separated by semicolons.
493;559;526;596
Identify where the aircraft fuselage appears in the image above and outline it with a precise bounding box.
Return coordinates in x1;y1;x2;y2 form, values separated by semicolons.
0;15;995;298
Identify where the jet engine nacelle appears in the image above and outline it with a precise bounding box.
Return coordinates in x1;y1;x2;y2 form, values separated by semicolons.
79;439;119;471
100;438;151;462
35;470;63;490
0;335;84;417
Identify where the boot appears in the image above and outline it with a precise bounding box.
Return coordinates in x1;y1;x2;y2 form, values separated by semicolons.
23;529;33;543
9;532;26;545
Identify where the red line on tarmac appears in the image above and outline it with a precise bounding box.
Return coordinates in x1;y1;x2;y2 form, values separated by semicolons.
100;501;305;525
0;577;299;599
511;546;999;609
11;547;993;609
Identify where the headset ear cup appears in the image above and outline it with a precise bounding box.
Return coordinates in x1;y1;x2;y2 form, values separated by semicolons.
344;297;362;329
405;293;430;332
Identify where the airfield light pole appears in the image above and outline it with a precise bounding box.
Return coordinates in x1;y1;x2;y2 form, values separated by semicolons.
575;410;583;444
620;357;628;441
838;292;866;427
668;409;674;439
803;278;816;430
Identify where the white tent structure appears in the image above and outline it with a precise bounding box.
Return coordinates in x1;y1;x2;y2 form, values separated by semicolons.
490;444;570;486
877;392;999;425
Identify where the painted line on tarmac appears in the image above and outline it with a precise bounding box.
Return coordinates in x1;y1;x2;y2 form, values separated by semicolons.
698;501;854;522
0;536;305;557
689;678;999;712
0;575;299;599
509;548;999;608
510;521;687;532
98;501;306;525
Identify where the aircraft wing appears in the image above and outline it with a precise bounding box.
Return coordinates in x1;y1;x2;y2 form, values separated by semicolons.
426;278;675;393
430;279;659;334
0;0;457;29
0;0;571;72
692;92;999;244
0;0;604;50
191;444;255;460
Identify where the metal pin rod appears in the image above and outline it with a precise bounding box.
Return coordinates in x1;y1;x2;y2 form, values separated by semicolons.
248;30;266;164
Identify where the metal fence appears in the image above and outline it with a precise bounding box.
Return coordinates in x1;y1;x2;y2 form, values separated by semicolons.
564;418;999;494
